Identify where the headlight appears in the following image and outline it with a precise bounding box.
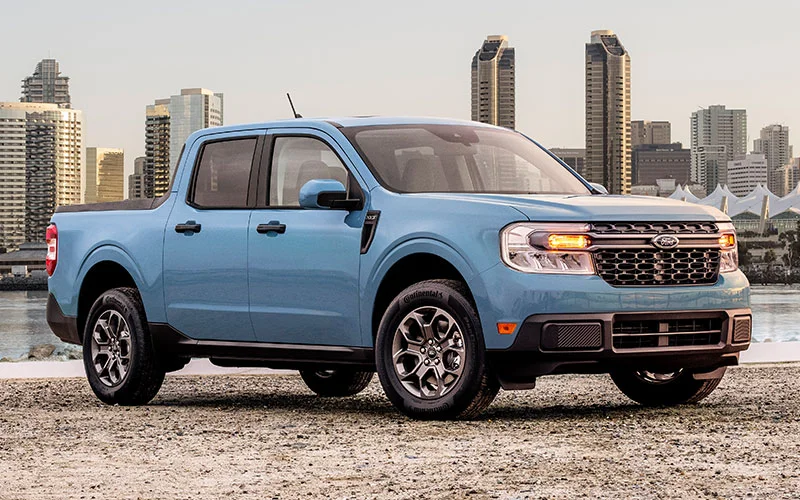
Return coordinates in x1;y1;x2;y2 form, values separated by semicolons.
500;223;595;274
717;225;738;273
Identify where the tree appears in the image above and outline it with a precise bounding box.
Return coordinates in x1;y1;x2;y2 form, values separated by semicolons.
764;248;777;264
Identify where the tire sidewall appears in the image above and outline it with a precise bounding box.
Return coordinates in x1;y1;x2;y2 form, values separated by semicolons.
376;281;486;418
83;289;150;404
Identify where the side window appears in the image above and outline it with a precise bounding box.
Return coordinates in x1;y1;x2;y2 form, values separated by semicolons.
191;138;257;208
270;136;349;207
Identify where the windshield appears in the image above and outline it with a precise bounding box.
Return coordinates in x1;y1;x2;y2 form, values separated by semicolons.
342;124;590;195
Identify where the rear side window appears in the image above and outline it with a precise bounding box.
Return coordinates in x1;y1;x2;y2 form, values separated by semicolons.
191;138;257;208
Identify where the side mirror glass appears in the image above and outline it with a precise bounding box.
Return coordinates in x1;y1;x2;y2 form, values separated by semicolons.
299;179;362;210
589;182;609;195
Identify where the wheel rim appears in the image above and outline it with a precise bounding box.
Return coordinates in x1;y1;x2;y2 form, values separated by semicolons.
391;306;466;399
635;369;683;384
90;310;132;387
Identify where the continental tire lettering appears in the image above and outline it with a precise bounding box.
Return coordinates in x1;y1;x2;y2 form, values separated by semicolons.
402;290;444;304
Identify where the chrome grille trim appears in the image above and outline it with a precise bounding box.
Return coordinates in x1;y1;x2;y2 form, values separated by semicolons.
590;222;719;235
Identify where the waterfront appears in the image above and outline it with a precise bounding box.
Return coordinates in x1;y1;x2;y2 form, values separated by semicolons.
0;286;798;360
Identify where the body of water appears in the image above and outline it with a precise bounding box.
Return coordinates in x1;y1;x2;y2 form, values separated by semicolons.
0;286;798;360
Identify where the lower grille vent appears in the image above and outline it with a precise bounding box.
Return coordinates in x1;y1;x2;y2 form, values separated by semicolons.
613;317;723;349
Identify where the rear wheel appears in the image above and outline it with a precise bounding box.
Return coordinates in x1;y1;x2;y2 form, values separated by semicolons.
83;287;165;405
375;279;499;420
611;369;724;406
299;368;374;397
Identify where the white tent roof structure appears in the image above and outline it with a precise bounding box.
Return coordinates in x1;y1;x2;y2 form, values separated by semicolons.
669;183;800;219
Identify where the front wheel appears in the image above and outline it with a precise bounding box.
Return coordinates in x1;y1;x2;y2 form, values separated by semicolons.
83;287;165;405
610;369;724;406
299;368;374;397
375;280;499;420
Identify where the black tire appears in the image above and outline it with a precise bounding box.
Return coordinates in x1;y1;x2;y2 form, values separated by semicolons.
610;369;724;406
82;287;165;405
299;369;374;397
375;279;499;420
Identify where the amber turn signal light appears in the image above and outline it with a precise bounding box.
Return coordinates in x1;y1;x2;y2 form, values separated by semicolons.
547;234;591;250
718;233;736;249
497;322;517;335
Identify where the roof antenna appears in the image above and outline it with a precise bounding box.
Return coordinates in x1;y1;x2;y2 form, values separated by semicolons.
286;93;302;119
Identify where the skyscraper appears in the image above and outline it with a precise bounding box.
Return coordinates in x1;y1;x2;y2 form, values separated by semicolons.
471;35;515;129
142;89;223;197
129;156;146;200
727;153;768;197
85;148;125;203
145;99;170;197
549;148;586;176
631;120;671;147
753;124;791;193
0;102;82;249
690;105;747;193
585;30;631;194
168;88;224;177
20;59;71;108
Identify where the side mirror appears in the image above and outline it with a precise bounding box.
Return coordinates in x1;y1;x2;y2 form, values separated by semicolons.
589;182;608;195
299;179;362;210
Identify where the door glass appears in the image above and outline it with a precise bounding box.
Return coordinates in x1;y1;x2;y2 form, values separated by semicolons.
270;137;348;207
192;138;257;208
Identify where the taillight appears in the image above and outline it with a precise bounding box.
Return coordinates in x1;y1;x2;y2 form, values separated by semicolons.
46;223;58;276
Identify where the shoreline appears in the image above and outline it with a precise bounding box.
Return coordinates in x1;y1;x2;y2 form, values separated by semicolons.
1;342;798;380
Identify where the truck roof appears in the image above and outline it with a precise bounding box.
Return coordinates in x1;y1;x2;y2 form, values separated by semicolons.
189;116;502;140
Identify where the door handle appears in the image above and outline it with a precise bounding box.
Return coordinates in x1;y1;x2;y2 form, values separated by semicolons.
175;221;202;234
257;222;286;234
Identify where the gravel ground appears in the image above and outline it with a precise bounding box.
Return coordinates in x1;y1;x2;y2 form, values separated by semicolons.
1;364;798;500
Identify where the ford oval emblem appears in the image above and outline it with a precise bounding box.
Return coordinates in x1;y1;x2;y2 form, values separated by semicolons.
652;234;680;249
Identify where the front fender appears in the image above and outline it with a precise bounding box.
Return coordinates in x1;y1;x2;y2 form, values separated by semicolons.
360;237;491;346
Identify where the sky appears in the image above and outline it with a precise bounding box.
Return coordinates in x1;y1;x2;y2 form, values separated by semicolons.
3;0;800;182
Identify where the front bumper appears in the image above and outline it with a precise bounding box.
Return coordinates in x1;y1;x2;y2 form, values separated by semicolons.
487;308;751;389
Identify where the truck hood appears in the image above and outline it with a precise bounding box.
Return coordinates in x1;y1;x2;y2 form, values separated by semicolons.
406;193;727;222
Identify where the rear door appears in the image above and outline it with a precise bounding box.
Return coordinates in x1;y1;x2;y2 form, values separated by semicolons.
247;130;365;346
163;130;265;341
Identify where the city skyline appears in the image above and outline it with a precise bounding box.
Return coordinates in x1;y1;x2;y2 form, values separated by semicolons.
3;0;798;180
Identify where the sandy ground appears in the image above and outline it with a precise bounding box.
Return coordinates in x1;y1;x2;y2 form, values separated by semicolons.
0;365;798;500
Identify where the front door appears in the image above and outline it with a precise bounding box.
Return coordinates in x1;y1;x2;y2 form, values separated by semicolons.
248;131;364;346
163;131;264;341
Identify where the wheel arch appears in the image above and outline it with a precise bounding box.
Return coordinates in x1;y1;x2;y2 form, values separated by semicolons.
367;239;485;343
76;246;147;340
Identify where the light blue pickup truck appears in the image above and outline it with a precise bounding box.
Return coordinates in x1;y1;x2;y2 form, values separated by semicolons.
46;117;751;419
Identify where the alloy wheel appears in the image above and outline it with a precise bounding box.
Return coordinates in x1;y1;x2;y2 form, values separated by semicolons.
90;310;132;387
391;306;466;398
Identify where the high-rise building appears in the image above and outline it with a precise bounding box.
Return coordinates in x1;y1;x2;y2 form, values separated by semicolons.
20;59;71;108
753;124;791;193
0;105;28;251
0;102;82;249
129;156;146;200
727;153;768;197
142;89;223;197
471;35;515;129
585;30;631;194
145;99;170;197
168;88;223;178
549;148;586;176
690;105;747;193
632;143;691;186
631;120;671;147
772;159;800;197
85;148;124;203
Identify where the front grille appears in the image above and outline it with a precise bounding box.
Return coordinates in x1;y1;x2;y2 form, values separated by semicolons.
595;248;720;286
613;317;723;349
591;222;719;235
